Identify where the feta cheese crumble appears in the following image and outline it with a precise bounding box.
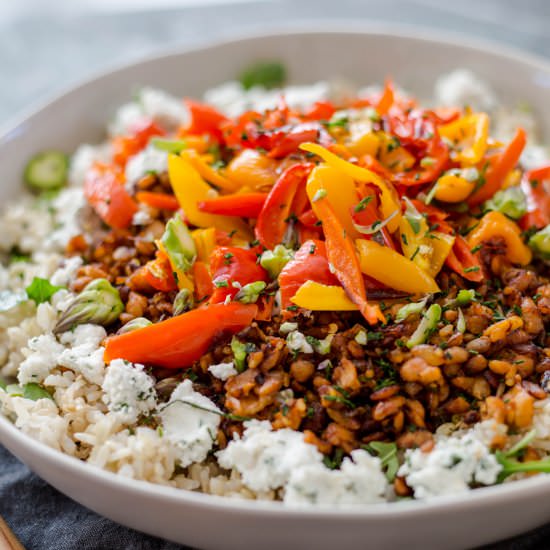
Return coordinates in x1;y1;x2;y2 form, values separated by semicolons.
398;432;502;499
208;361;237;381
284;449;388;507
17;334;65;385
434;69;497;111
158;379;221;467
124;146;168;189
217;420;323;492
102;359;157;424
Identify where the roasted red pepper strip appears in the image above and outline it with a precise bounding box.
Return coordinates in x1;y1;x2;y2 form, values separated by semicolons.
144;251;178;292
313;197;385;324
209;246;268;304
198;193;268;218
302;101;336;121
112;118;165;167
445;235;484;283
255;163;314;249
267;123;330;158
185;99;229;139
278;240;339;310
84;163;137;229
136;191;180;211
520;165;550;230
468;127;527;206
192;260;213;302
104;303;257;368
298;209;319;228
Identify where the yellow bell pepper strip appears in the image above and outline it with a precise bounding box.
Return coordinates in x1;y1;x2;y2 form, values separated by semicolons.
467;211;532;265
167;153;252;241
191;227;217;263
345;131;380;158
356;239;440;294
104;302;258;369
468;127;527;206
399;198;455;277
255;163;314;249
438;113;489;165
378;134;416;173
299;142;401;233
181;149;240;192
225;149;279;190
306;164;361;241
307;193;384;324
291;281;358;311
434;169;477;203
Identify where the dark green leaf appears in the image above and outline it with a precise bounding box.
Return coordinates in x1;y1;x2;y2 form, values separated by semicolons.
239;61;286;90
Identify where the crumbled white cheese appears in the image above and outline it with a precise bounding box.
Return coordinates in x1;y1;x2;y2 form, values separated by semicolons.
284;449;388;507
434;69;497;111
109;87;189;136
50;256;84;287
208;361;237;381
398;431;501;499
57;325;107;385
69;143;112;187
217;420;323;492
124;146;168;189
131;207;153;226
17;334;65;385
102;359;157;423
158;379;220;467
286;331;313;354
521;144;550;171
44;188;87;251
279;322;298;334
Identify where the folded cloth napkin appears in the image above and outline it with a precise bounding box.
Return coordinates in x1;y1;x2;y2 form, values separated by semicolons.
1;444;548;550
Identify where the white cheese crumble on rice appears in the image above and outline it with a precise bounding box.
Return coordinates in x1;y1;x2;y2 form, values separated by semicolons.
102;359;157;424
158;379;221;467
284;449;388;507
124;146;168;189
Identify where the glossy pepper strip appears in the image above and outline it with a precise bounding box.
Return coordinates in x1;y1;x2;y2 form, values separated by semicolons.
168;153;252;241
299;143;401;233
520;166;550;229
112;118;165;167
209;246;269;304
198;192;267;218
291;281;358;311
103;303;258;368
438;113;489;165
356;239;440;294
468;211;532;265
468;127;526;206
83;163;137;229
184;99;228;140
255;163;314;249
445;235;484;283
135;191;180;211
278;240;339;310
144;250;178;292
307;188;384;324
376;79;395;116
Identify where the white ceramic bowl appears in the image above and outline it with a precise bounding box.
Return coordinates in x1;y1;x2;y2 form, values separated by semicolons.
2;26;550;550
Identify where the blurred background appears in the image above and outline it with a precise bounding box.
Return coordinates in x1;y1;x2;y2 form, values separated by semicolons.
1;0;549;125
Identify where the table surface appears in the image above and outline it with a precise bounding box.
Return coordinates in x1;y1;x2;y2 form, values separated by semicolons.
1;0;550;548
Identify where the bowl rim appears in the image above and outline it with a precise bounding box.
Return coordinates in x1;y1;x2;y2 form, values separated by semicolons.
2;22;550;518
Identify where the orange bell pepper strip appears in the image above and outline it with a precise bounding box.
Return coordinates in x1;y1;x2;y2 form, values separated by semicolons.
198;192;267;218
376;79;395;116
192;261;213;302
278;240;339;310
184;99;228;140
519;165;550;230
181;149;240;193
468;127;526;206
444;235;484;283
104;303;258;368
144;250;178;292
308;193;385;325
83;163;137;229
302;101;336;121
467;211;532;265
224;149;279;191
135;191;180;211
112;118;165;167
255;163;314;249
255;294;275;321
